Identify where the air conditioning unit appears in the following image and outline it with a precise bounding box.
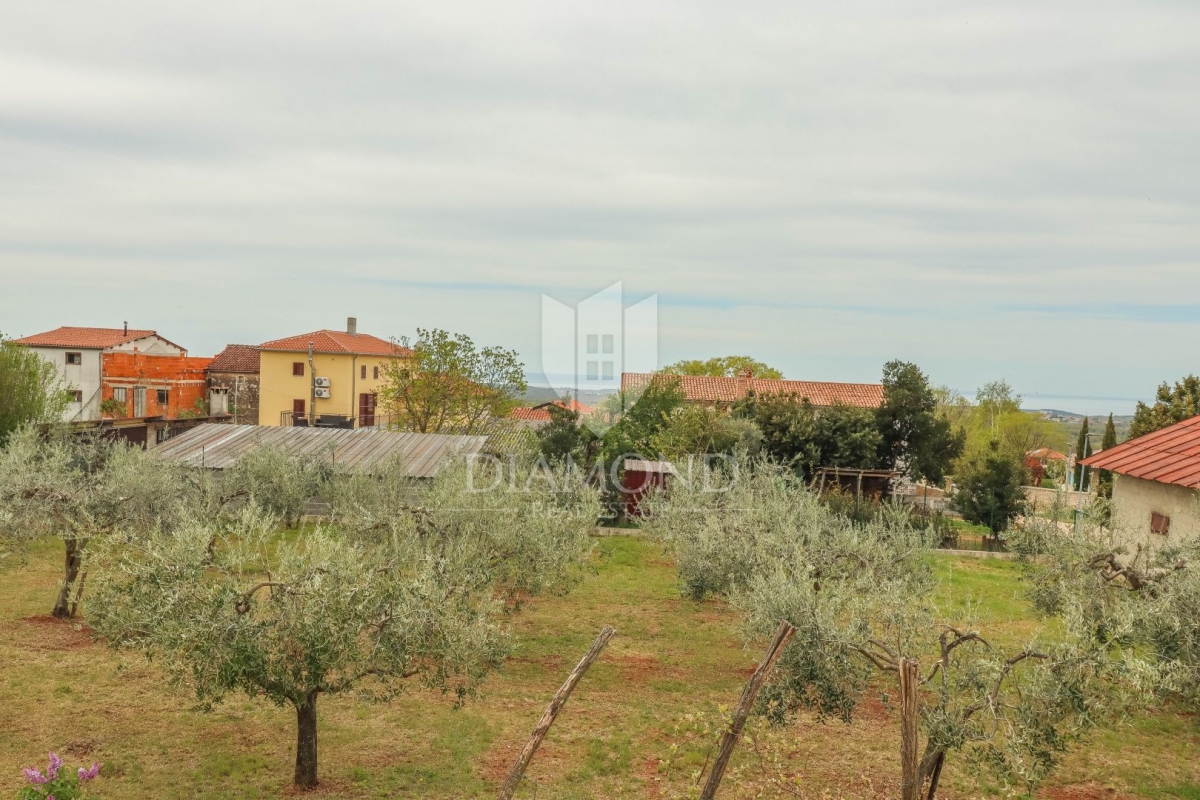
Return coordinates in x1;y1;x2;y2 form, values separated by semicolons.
314;388;331;399
314;377;331;388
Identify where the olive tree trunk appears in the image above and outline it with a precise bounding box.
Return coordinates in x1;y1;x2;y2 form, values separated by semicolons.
51;538;85;619
899;658;921;800
294;693;319;789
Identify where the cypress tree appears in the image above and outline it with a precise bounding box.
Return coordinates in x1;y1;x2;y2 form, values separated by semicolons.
1073;417;1092;491
1097;413;1117;501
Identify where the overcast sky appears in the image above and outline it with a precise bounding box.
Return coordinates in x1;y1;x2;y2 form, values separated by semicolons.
2;2;1198;414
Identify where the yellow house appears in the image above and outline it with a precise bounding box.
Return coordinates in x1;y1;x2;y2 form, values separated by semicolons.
258;318;411;428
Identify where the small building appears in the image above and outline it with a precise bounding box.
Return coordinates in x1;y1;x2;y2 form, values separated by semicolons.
101;352;214;419
511;398;594;428
620;371;884;409
1082;415;1200;548
814;467;899;502
622;458;677;518
207;344;261;425
257;318;412;429
14;325;187;421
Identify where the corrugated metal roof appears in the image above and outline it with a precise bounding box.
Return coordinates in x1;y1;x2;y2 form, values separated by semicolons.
1082;415;1200;489
621;373;884;408
154;423;487;477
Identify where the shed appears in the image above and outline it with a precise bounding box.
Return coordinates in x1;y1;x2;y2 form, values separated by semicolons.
153;423;486;478
622;459;677;518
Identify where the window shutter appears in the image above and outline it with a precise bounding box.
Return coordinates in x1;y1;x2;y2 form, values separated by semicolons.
1151;512;1171;535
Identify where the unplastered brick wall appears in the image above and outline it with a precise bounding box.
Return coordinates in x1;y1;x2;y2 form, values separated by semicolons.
101;352;214;419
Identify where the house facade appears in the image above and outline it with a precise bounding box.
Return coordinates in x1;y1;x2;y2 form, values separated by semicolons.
14;326;186;421
207;344;261;425
101;352;214;419
257;318;411;428
1082;415;1200;549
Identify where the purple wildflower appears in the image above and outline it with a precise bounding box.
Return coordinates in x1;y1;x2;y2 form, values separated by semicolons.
47;751;63;779
22;767;48;785
47;795;55;800
78;762;101;781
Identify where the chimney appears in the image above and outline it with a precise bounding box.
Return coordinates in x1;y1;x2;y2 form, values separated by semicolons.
123;321;128;335
736;367;753;395
347;317;357;336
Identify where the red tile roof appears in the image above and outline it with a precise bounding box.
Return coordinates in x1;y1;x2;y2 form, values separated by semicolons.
259;330;412;357
512;407;552;423
14;326;165;350
512;399;595;423
1082;415;1200;489
209;344;260;374
621;373;884;408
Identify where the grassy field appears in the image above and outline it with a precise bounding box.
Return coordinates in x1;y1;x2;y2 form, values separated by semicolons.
1;536;1197;799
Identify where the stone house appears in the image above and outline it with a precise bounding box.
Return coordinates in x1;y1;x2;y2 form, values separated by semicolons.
207;344;261;425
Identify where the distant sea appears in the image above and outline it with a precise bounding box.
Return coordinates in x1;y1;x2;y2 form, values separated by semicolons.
1010;394;1146;418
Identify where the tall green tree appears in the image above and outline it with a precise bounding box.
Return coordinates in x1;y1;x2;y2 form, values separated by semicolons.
0;333;67;444
1130;375;1200;438
1074;417;1093;491
874;361;965;484
952;440;1028;534
536;403;598;467
1097;414;1118;502
661;355;783;379
734;394;878;480
381;328;526;434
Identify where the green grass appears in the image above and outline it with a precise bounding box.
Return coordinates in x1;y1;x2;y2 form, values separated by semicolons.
1;535;1197;798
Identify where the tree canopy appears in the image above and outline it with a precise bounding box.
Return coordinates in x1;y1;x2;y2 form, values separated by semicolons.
381;328;527;434
660;355;783;379
874;360;965;484
89;457;600;789
1130;374;1200;439
0;334;67;444
951;439;1028;534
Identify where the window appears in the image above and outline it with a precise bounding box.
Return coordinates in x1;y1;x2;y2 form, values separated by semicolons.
112;387;127;402
602;361;614;381
133;387;146;417
1151;512;1171;536
65;352;82;365
602;334;614;354
361;365;367;380
156;389;169;406
587;361;599;381
70;390;83;403
586;334;599;354
373;366;379;380
293;362;305;376
293;398;306;416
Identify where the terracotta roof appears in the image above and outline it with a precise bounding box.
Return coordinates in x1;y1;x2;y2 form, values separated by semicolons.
14;326;163;350
1082;415;1200;489
209;344;260;374
621;373;884;408
1027;448;1067;462
259;330;412;357
512;406;552;423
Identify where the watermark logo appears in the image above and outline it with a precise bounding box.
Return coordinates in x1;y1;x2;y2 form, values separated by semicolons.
541;282;657;436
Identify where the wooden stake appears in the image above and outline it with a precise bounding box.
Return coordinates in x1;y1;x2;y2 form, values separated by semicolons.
497;625;615;800
899;657;921;800
700;620;796;800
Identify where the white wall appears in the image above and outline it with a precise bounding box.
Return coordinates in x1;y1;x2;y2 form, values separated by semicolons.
29;347;103;421
1112;474;1200;552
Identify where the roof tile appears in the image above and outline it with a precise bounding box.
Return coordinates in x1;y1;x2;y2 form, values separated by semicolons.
1082;414;1200;489
259;329;412;358
620;373;884;408
15;326;163;349
209;344;261;373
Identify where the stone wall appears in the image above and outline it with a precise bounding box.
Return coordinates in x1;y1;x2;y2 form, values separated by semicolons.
208;372;260;426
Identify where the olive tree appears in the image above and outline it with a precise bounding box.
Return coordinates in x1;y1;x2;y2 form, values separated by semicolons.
89;457;600;790
646;465;1144;798
0;427;182;618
